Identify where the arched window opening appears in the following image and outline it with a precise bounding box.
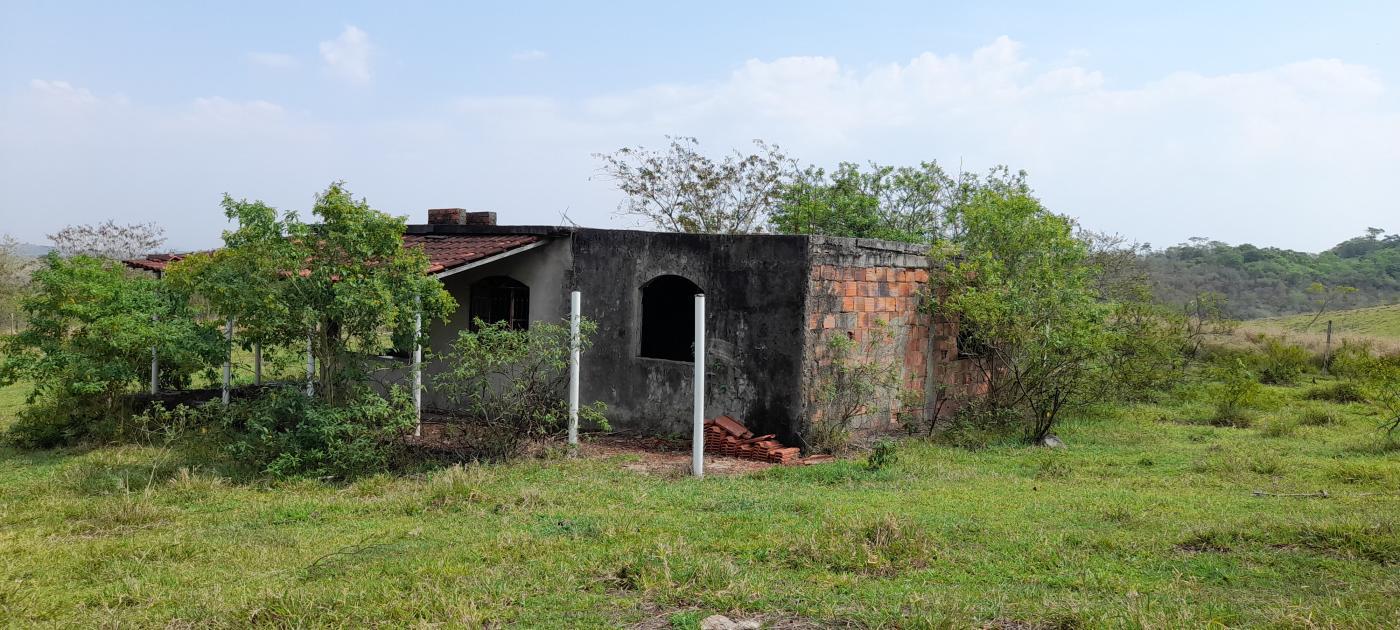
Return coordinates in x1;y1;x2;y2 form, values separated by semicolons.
640;274;703;361
469;276;529;330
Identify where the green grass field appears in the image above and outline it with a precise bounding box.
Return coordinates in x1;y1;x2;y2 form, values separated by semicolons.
1;378;1398;628
1253;303;1400;342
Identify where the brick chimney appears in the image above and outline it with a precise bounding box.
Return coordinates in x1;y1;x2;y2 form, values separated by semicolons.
428;208;497;226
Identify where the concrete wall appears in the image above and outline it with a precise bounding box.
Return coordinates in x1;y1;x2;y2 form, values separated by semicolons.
569;229;811;440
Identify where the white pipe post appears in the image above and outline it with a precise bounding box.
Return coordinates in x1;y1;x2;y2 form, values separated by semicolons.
222;317;234;405
692;293;705;478
253;343;262;386
568;290;581;451
150;315;159;395
413;296;423;437
305;328;315;397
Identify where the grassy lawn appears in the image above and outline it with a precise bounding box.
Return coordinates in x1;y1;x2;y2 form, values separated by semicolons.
1;381;1398;628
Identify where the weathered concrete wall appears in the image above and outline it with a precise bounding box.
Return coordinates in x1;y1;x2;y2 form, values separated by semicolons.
569;229;811;440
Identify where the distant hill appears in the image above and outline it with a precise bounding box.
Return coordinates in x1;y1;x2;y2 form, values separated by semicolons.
1144;229;1400;319
1251;303;1400;342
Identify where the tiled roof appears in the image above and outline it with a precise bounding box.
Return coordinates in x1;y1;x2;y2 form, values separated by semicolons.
403;233;541;274
123;234;543;275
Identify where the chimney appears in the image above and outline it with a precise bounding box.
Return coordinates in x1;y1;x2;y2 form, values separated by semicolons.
428;208;497;226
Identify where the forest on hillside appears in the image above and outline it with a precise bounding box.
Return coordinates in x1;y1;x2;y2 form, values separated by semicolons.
1144;228;1400;319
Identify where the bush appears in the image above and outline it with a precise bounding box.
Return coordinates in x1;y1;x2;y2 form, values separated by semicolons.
1296;405;1340;427
1249;334;1311;385
1257;416;1298;438
218;386;414;480
433;318;607;460
805;323;901;453
865;439;898;471
1304;381;1368;404
1209;359;1263;427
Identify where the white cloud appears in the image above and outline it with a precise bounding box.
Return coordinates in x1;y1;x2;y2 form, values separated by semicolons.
319;25;372;85
247;52;299;70
3;38;1398;251
511;49;548;62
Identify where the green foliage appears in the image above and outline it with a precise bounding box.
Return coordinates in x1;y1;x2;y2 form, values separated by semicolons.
1304;381;1367;404
0;255;223;446
594;136;790;234
865;438;898;471
216;386;415;480
772;161;974;242
1145;229;1400;319
805;323;902;453
931;183;1109;443
167;182;455;405
1248;334;1312;385
1208;359;1263;427
433;318;607;459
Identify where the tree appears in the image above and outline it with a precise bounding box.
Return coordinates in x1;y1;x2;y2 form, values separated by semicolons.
0;235;33;333
167;183;456;405
930;186;1109;443
0;254;223;446
48;220;166;260
772;161;957;243
595;136;793;234
1303;282;1358;331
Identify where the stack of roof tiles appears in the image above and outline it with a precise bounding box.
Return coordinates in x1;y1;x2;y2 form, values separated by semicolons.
702;415;803;465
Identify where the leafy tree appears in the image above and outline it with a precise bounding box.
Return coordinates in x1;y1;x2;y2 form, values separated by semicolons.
1303;282;1357;331
773;161;958;243
0;255;223;446
48;220;166;260
434;318;608;459
930;187;1109;443
0;234;33;333
167;183;456;406
595;136;792;234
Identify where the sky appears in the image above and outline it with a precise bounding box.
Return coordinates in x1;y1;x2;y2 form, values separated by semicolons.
1;1;1397;252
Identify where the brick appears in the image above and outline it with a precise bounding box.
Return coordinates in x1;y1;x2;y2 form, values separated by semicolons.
823;314;836;329
844;281;858;297
912;269;929;282
841;296;855;312
863;268;878;281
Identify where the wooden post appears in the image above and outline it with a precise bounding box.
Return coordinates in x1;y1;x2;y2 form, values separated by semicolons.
305;328;315;397
150;314;159;395
1323;319;1334;375
253;343;262;386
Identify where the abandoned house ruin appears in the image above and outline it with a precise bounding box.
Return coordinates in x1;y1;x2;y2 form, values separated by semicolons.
126;207;989;443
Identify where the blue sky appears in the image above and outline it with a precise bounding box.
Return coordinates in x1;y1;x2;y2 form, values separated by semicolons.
2;1;1398;250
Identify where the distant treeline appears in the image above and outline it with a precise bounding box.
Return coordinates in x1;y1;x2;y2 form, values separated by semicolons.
1145;228;1400;319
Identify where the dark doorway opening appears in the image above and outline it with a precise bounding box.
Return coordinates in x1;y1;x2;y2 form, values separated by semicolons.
469;276;529;330
640;275;703;361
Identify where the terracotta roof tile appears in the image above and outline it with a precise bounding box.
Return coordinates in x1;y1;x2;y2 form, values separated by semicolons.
123;234;542;275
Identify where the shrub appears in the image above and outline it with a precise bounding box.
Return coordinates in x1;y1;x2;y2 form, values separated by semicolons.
1256;416;1298;438
0;255;223;447
1304;381;1367;404
805;323;901;453
433;318;608;460
219;386;414;480
1249;334;1311;385
932;400;1021;449
865;438;898;471
1296;405;1340;427
1208;359;1263;426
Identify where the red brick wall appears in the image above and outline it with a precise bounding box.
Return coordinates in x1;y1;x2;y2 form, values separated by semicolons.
803;263;986;430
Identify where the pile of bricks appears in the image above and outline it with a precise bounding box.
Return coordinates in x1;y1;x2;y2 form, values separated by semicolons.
702;415;803;465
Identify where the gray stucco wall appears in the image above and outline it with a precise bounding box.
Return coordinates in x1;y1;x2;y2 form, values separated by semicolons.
568;229;812;441
420;237;573;409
